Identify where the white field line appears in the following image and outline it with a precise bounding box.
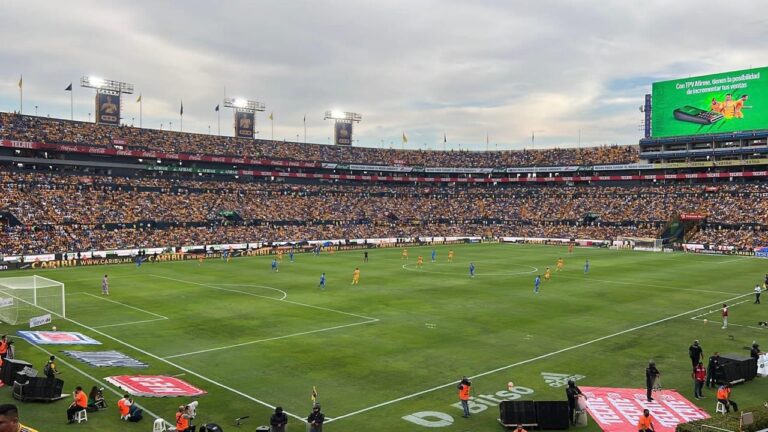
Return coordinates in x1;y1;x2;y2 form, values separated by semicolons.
556;274;736;295
36;312;309;423
149;274;289;300
326;291;755;424
148;274;380;358
165;319;378;359
149;274;377;321
23;342;172;428
61;274;149;283
93;317;168;329
401;263;538;277
690;299;752;319
715;257;754;264
79;292;168;319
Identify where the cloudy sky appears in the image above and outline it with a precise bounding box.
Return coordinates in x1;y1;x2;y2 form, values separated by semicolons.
2;1;766;151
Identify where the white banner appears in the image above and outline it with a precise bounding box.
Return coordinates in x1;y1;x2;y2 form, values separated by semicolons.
29;313;52;328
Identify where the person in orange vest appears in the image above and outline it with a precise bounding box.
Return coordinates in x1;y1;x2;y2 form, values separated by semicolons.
514;424;528;432
0;335;9;362
457;376;472;418
176;405;194;432
117;394;132;420
716;383;739;412
66;386;88;423
637;408;655;432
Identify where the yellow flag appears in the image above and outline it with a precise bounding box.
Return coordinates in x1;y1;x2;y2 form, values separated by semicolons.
311;386;318;402
136;94;142;103
269;112;274;121
402;131;408;143
18;75;22;89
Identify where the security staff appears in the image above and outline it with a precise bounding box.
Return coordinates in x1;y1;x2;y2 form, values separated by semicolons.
645;361;660;402
565;379;585;425
688;340;704;368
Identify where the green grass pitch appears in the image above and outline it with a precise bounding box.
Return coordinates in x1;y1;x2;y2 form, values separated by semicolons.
2;243;767;431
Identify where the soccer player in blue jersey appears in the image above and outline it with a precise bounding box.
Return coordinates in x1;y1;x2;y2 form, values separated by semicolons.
584;259;590;274
469;263;475;278
534;275;541;294
271;259;279;272
318;272;326;290
289;250;294;262
431;249;437;262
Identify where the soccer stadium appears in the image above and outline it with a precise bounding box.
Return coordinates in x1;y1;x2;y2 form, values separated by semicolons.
1;2;768;432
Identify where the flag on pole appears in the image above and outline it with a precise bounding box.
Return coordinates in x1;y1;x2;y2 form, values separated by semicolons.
269;112;274;121
215;104;219;112
65;83;72;91
443;133;447;143
311;386;318;402
402;131;408;144
136;94;142;103
303;114;306;124
180;101;184;115
18;75;22;89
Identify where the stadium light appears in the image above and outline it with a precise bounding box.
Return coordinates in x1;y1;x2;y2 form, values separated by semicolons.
324;110;361;146
324;110;362;122
80;76;134;95
223;97;265;113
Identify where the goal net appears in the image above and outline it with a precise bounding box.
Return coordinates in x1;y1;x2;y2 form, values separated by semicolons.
613;236;664;252
0;276;65;325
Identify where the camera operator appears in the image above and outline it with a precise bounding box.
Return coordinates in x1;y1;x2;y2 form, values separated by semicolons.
457;376;472;418
175;405;194;432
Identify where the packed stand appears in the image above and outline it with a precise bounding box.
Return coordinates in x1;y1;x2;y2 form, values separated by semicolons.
1;167;766;255
0;113;639;167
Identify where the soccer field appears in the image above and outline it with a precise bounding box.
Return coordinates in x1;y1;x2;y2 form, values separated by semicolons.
2;243;767;431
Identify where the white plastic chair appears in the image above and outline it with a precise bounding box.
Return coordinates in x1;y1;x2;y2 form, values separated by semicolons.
73;409;88;423
716;401;727;414
153;418;166;432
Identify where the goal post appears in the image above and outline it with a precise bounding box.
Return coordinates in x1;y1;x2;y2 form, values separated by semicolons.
613;236;664;252
0;276;66;325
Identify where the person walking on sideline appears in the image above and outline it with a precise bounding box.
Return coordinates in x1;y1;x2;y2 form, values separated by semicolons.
721;304;728;329
645;361;660;402
693;361;706;399
457;376;472;418
688;340;703;368
755;284;762;304
101;274;109;296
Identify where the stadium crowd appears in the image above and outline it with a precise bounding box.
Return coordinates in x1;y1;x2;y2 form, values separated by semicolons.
0;113;638;167
2;167;767;255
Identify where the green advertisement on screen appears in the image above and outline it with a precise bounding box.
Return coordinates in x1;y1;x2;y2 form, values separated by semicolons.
651;66;767;138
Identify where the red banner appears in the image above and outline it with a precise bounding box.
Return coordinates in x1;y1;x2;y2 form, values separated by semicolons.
581;387;709;432
105;375;207;397
2;139;768;184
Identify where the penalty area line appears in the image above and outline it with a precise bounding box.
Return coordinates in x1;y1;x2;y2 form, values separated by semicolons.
326;291;754;424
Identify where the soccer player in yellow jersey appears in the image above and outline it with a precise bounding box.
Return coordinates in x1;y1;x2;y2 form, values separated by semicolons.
352;267;360;285
448;250;454;262
556;258;564;272
417;256;423;268
544;267;552;281
277;250;284;262
402;249;408;260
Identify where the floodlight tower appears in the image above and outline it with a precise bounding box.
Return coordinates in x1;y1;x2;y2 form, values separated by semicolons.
324;110;361;145
80;76;134;125
224;97;265;138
